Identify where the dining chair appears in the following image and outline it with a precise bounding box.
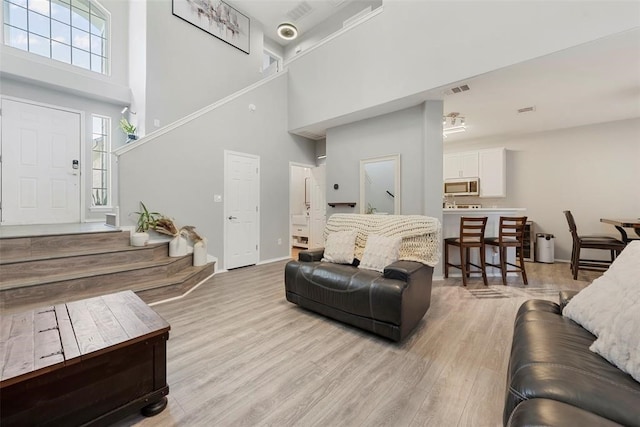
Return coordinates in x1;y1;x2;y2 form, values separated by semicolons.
444;217;488;286
484;216;528;286
564;210;626;280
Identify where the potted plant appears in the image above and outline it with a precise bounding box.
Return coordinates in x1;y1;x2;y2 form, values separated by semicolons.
131;202;159;246
119;118;137;142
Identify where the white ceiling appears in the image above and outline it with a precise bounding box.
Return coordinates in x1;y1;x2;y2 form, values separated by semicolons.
229;1;640;142
436;28;640;143
231;0;354;46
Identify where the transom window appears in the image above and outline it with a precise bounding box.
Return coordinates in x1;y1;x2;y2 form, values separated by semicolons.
3;0;109;74
91;115;110;206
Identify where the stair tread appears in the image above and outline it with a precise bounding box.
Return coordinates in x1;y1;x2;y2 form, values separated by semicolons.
0;254;193;290
0;242;167;265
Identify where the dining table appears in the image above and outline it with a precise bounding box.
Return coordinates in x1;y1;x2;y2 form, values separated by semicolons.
600;218;640;243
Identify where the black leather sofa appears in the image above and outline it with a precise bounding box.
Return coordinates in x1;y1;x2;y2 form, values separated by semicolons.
284;248;434;342
504;291;640;427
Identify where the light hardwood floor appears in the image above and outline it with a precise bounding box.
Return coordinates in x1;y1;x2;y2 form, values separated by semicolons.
115;261;599;427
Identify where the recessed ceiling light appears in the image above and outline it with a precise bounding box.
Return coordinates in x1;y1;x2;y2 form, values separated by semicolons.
277;23;298;40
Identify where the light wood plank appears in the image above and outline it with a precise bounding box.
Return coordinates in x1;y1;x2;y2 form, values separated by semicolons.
55;304;81;361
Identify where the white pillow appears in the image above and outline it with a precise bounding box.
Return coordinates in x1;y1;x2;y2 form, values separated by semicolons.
563;241;640;336
562;273;623;336
590;300;640;382
322;230;357;264
358;234;402;272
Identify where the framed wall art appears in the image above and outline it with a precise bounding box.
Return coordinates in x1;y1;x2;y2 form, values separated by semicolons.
172;0;250;54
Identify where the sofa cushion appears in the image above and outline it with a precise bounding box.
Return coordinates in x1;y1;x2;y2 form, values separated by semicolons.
505;305;640;427
591;301;640;383
322;230;357;264
359;234;401;272
563;241;640;337
507;399;624;427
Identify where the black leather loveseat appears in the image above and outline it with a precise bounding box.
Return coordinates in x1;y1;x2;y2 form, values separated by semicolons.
285;248;433;342
504;291;640;427
284;214;440;342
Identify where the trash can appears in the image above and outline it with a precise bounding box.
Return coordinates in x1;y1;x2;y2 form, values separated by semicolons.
536;233;555;263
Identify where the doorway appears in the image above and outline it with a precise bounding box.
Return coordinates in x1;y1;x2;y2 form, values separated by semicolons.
1;98;82;225
289;163;326;257
224;150;260;270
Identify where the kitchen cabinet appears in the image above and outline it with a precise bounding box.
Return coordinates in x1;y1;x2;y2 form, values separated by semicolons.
443;152;479;179
444;148;507;198
291;223;309;248
478;148;506;197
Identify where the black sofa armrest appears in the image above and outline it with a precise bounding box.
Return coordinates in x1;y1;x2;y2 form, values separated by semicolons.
559;290;579;311
384;260;426;282
299;248;324;262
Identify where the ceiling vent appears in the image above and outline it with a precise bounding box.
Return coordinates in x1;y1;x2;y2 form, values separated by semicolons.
444;84;470;95
517;106;536;114
286;1;313;22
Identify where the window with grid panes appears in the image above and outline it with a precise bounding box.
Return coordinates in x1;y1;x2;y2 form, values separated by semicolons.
3;0;109;74
91;115;110;206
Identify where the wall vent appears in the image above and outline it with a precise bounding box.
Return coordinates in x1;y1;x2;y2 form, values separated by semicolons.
286;1;313;21
517;106;536;114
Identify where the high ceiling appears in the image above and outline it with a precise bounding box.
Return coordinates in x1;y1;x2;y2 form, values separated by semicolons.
230;1;640;142
231;0;356;46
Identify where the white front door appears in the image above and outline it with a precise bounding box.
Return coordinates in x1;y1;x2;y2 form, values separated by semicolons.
308;164;326;249
1;99;81;224
224;151;260;269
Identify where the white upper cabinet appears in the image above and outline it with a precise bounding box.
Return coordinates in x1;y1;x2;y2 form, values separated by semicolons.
444;148;507;198
443;152;479;179
478;148;506;198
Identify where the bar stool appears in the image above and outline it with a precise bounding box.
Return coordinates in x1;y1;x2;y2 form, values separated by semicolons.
484;216;528;286
444;217;488;286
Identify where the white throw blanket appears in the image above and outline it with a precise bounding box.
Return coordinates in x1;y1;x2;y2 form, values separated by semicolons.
324;214;441;267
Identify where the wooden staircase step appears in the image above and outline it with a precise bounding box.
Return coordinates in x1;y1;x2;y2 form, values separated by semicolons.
0;253;193;291
0;262;215;314
0;230;131;260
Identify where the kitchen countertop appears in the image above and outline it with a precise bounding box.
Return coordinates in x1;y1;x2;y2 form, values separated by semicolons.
442;207;526;213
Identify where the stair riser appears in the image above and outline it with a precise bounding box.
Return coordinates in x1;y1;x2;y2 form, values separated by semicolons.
1;231;131;260
0;262;214;313
137;264;215;304
1;247;159;282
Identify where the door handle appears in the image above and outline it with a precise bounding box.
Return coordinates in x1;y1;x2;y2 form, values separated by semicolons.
228;216;237;220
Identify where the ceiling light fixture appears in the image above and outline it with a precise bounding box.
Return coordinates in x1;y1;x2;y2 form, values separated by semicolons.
443;112;467;136
277;23;298;40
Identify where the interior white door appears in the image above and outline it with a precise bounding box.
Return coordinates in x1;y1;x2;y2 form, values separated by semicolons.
308;164;326;249
1;99;81;224
224;151;260;269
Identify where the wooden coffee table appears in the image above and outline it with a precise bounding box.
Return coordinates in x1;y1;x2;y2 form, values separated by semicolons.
0;290;170;426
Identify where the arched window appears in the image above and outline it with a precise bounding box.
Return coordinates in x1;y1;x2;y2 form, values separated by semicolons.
3;0;109;74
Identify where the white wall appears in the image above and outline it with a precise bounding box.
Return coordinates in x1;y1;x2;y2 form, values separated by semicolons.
290;166;311;215
117;74;316;268
444;118;640;262
142;0;265;133
287;1;640;132
325;105;426;215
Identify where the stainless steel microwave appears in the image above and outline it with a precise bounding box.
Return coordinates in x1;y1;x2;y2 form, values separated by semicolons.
444;178;480;196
